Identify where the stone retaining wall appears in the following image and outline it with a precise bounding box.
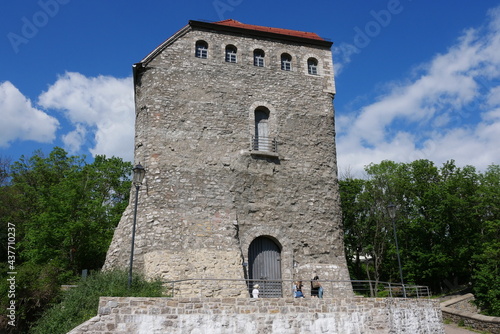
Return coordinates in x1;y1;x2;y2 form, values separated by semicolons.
441;294;500;334
68;297;444;334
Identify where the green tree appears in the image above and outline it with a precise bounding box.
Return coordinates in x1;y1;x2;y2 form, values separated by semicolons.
363;161;407;291
0;157;16;264
339;177;368;280
340;159;495;297
9;148;132;274
341;161;407;293
472;165;500;315
0;148;132;333
397;159;453;291
443;163;482;287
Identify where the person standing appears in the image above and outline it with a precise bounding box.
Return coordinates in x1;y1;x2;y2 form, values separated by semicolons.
293;281;304;298
252;284;260;298
311;276;323;298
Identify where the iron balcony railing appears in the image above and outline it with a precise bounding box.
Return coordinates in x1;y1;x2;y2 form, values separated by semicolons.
163;278;431;299
251;136;278;153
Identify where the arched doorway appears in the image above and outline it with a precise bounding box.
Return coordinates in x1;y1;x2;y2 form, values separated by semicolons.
248;236;282;297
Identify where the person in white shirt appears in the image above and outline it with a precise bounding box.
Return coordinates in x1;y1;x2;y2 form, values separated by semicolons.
252;284;260;298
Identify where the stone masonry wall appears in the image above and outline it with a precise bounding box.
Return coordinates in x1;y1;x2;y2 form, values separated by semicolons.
67;297;445;334
441;294;500;334
445;294;480;314
103;21;351;296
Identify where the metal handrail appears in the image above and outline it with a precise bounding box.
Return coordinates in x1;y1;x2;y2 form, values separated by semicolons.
251;136;277;153
162;278;431;299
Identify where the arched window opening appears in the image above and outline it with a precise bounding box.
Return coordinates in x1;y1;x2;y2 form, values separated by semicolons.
225;45;237;63
307;58;318;75
195;40;208;59
253;107;276;152
254;49;265;67
281;53;292;71
254;108;269;151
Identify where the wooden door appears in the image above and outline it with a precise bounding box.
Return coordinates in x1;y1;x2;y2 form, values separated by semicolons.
248;236;282;297
254;109;269;151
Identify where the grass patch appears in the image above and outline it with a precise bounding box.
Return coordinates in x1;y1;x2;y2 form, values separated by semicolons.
29;270;164;334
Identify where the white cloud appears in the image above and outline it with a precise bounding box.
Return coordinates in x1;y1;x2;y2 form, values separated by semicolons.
38;72;134;161
0;81;59;147
486;86;500;106
61;124;87;153
337;6;500;177
332;43;359;75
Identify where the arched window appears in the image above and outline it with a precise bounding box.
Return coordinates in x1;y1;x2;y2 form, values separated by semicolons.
195;40;208;59
281;53;292;71
307;57;318;75
254;49;265;67
254;107;270;151
225;45;237;63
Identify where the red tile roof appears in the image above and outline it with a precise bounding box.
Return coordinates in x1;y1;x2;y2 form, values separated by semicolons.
213;19;325;41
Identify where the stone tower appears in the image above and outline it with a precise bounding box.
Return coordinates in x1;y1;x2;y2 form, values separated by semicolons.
103;19;351;297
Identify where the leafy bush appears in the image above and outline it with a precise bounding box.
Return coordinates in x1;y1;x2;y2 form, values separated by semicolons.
29;270;164;334
0;262;66;334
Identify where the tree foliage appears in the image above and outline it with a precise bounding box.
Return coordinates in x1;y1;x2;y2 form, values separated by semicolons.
6;148;132;273
0;148;132;333
29;270;164;334
471;165;500;315
340;160;500;315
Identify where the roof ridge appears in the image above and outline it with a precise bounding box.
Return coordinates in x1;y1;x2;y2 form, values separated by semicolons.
212;19;325;41
215;19;241;24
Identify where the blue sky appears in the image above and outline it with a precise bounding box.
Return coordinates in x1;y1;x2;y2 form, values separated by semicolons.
1;0;499;177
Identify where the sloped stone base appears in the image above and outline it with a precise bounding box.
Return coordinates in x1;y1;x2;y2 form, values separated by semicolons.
67;297;445;334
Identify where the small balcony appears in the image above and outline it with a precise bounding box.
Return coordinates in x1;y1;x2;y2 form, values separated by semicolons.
250;136;278;157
